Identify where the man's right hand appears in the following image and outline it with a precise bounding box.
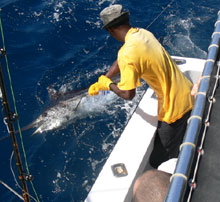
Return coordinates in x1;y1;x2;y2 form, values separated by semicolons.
88;82;100;96
88;75;113;96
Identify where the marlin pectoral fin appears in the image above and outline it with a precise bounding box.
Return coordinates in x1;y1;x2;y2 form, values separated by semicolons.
73;96;83;112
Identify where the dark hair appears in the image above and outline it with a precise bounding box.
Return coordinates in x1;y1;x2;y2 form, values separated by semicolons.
105;12;130;29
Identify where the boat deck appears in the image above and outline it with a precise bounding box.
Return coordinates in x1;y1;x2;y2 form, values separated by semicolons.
191;62;220;202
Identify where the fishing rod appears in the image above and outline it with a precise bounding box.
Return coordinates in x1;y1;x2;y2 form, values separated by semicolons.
0;49;31;202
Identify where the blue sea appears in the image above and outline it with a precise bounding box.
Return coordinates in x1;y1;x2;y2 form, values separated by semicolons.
0;0;219;201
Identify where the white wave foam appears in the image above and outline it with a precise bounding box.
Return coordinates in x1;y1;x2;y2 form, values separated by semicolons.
98;0;117;6
31;0;76;24
164;33;207;58
78;91;118;114
164;15;207;59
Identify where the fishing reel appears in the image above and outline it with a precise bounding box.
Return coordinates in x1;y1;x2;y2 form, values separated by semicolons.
0;48;6;57
25;174;34;181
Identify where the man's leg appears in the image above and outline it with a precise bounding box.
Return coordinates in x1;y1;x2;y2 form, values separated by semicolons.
149;130;169;168
149;110;191;168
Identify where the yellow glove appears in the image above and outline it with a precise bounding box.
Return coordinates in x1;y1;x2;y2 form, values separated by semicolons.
88;82;100;96
88;76;113;96
98;75;113;91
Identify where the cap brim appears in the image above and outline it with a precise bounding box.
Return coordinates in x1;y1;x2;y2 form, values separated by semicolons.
102;11;129;29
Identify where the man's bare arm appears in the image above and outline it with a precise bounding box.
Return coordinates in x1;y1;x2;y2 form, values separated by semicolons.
105;60;120;79
109;83;136;100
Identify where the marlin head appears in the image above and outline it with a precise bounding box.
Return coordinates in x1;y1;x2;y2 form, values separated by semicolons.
27;86;88;134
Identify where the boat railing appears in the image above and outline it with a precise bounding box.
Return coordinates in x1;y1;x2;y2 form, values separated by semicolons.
165;10;220;202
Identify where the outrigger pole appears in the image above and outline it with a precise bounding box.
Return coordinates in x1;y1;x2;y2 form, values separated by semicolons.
0;49;31;202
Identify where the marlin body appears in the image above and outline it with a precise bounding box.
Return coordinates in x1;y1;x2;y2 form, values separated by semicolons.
25;86;89;134
22;86;114;134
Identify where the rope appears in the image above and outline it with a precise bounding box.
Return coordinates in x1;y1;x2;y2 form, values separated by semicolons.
10;151;21;191
179;142;196;151
187;115;202;124
146;0;176;29
0;10;40;202
170;173;188;182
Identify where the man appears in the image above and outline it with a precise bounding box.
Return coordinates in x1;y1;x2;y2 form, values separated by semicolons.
133;170;171;202
133;159;176;202
88;4;193;168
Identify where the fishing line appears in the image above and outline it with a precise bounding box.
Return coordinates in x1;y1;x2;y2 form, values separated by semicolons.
0;9;40;202
146;0;176;29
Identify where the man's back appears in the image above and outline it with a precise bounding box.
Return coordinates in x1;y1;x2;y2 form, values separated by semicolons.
117;27;193;123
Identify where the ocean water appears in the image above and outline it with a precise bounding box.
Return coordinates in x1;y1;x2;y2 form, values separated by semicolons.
0;0;219;201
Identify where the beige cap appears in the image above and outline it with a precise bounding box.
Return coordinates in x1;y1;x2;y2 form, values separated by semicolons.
100;4;129;29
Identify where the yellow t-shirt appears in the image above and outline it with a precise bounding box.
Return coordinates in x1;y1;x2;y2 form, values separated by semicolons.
117;28;193;124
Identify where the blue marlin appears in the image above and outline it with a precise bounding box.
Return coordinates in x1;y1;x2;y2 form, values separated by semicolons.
0;84;116;142
18;86;114;134
0;87;89;141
